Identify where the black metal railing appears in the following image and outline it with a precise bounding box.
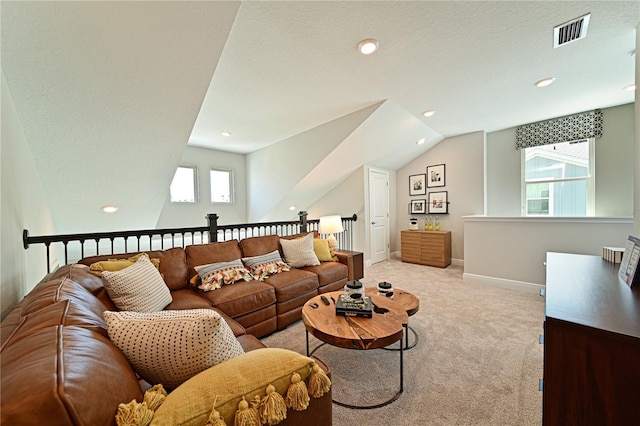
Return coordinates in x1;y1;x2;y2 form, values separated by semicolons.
23;212;357;272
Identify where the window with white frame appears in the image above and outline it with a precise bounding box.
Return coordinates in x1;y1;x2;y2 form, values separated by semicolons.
522;139;594;216
169;165;198;203
210;168;233;203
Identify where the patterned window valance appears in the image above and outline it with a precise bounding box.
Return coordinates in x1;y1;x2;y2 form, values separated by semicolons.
516;109;603;149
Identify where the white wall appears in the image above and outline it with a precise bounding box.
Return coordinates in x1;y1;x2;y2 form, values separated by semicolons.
1;71;56;319
156;146;247;228
246;103;379;222
486;103;635;217
463;216;633;291
635;23;640;236
307;167;366;253
395;131;485;262
467;103;636;291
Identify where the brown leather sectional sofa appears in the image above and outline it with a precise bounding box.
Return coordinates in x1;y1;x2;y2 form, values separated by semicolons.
1;233;352;425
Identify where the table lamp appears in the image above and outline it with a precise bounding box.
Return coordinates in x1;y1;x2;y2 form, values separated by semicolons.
319;215;344;249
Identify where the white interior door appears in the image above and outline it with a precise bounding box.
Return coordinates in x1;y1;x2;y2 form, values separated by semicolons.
369;168;389;264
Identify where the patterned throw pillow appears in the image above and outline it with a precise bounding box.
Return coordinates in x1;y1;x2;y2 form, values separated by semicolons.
102;256;172;312
103;309;245;390
193;259;253;292
280;233;321;267
242;250;291;281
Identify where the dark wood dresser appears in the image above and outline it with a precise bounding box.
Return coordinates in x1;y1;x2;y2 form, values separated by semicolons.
543;252;640;425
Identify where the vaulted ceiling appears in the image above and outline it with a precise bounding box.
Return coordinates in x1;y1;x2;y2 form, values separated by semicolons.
2;1;638;232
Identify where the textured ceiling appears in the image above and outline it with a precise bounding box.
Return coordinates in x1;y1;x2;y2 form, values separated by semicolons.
2;1;240;232
190;1;638;154
2;1;638;233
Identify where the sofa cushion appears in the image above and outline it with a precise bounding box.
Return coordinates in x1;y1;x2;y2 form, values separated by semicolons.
20;277;109;323
1;323;143;426
242;250;291;281
280;233;320;268
150;348;320;426
165;288;213;310
264;268;319;302
239;234;280;257
196;281;276;319
300;261;349;287
185;240;244;280
104;309;244;390
102;256;172;312
194;259;253;291
80;247;189;291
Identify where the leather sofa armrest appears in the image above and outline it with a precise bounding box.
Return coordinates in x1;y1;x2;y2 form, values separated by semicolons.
334;250;363;281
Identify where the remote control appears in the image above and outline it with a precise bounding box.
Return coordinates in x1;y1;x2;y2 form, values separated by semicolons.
320;295;330;305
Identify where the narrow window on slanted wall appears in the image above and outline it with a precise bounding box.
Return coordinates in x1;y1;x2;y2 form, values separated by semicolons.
170;165;198;203
210;168;234;204
521;138;594;216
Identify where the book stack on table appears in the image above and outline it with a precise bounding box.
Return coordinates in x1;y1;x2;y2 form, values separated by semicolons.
335;294;373;318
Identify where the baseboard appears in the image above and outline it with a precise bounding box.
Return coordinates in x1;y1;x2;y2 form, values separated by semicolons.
451;258;464;267
462;273;544;294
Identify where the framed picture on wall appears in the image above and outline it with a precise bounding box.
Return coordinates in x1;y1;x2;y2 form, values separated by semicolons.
410;199;426;214
409;174;427;196
428;191;449;214
427;164;446;188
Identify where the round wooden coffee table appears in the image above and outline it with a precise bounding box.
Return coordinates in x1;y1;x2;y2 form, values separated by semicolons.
302;290;409;409
365;287;420;349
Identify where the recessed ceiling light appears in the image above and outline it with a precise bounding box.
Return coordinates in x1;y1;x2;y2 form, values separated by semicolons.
623;84;636;92
416;138;426;145
357;38;379;55
535;77;556;87
221;131;231;137
102;205;119;214
289;206;296;211
422;110;436;117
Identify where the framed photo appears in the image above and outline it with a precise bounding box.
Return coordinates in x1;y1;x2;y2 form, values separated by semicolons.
409;174;426;196
428;191;448;214
619;235;640;288
427;164;446;188
410;199;426;214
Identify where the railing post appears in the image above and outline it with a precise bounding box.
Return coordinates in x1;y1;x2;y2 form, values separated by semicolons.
299;211;308;233
207;213;219;242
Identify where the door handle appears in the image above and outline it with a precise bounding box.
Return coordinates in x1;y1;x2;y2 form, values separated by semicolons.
371;221;376;225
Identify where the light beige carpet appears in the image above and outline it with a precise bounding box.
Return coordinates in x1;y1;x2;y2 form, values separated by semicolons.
262;258;544;425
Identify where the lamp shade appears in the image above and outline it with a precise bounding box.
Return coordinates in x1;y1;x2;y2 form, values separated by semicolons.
319;215;344;235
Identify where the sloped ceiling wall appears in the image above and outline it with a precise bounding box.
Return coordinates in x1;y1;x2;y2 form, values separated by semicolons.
1;1;240;233
248;100;443;222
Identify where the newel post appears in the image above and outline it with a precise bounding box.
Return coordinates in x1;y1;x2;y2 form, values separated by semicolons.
207;213;219;242
298;211;308;233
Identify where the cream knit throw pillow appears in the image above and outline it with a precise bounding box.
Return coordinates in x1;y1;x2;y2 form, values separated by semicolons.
101;255;172;312
280;233;320;268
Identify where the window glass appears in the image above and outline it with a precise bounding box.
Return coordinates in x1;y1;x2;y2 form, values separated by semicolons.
523;139;593;216
170;166;197;203
210;169;233;203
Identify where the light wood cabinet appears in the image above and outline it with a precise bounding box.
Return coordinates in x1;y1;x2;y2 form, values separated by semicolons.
401;230;451;267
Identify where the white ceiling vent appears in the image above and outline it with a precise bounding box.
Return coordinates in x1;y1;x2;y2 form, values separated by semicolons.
554;13;591;48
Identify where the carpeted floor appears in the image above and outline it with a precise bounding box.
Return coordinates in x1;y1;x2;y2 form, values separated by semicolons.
262;258;544;425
